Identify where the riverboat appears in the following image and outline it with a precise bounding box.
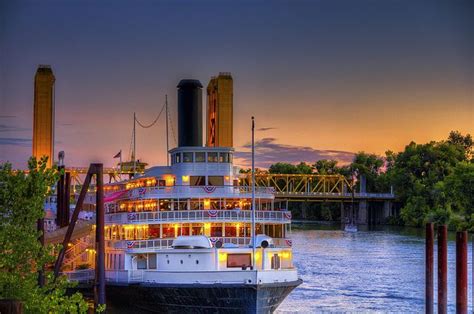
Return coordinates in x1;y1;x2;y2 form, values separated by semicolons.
65;146;301;313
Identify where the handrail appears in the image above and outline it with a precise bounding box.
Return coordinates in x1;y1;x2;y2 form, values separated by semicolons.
63;269;95;282
105;209;292;224
112;237;292;250
105;185;276;202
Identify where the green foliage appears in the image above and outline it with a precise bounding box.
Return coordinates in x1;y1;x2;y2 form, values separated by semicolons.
387;136;468;227
447;130;473;160
268;162;298;174
268;162;313;174
313;159;339;175
0;157;88;313
443;162;474;223
387;131;473;229
350;152;384;192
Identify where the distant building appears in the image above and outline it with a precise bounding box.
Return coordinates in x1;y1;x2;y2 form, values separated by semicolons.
33;65;55;167
206;72;233;147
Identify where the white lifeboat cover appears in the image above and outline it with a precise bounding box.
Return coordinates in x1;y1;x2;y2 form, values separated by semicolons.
255;234;274;247
172;236;213;249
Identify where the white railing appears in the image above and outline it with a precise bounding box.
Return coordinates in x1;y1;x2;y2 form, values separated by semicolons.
111;238;174;250
128;270;144;282
108;185;275;202
113;237;292;250
63;269;95;282
106;209;292;224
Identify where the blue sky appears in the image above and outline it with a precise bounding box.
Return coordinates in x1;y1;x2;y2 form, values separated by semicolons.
1;0;472;168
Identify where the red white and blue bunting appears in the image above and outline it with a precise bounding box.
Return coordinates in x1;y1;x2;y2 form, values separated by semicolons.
207;210;218;218
209;237;221;247
202;186;217;194
285;239;293;247
127;241;136;248
129;187;147;199
127;213;137;221
284;212;292;220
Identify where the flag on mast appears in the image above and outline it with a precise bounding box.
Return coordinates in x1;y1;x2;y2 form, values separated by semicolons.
113;150;122;158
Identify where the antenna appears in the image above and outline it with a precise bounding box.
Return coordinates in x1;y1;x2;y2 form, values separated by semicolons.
133;112;136;176
251;116;256;269
166;95;170;166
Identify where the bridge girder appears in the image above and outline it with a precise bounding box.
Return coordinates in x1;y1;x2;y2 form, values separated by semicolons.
240;173;352;195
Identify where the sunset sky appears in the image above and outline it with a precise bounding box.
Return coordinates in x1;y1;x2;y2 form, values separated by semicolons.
1;0;472;169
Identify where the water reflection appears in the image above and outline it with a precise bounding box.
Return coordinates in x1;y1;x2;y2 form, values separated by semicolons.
277;223;473;313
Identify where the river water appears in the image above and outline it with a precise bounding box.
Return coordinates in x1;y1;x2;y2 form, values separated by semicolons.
277;223;473;313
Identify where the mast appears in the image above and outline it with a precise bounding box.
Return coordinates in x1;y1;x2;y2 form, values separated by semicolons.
165;95;170;166
133;112;136;176
251;116;256;269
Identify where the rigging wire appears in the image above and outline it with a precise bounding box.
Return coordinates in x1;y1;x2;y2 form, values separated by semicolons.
128;125;134;161
167;104;178;145
135;103;166;129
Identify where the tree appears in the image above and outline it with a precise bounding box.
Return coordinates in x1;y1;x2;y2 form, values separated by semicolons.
443;162;474;228
313;159;339;175
0;157;88;313
268;162;298;174
447;131;473;160
295;162;313;174
388;139;466;226
350;152;384;192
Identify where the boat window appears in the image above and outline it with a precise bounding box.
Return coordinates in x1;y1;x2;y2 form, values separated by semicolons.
190;176;206;186
208;176;224;186
162;225;175;237
174;153;181;164
271;254;281;269
137;255;147;269
148;254;157;269
207;152;218;163
227;253;251;268
211;226;222;237
195;152;205;163
183;152;193;163
219;153;230;163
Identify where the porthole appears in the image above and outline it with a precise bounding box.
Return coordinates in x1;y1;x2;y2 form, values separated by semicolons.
196;260;199;264
167;260;170;264
180;260;183;264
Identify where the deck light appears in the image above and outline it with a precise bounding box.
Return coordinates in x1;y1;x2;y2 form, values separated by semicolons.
182;175;189;183
255;251;261;261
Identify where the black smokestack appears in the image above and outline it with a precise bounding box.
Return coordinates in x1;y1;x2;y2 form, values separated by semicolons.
177;79;203;147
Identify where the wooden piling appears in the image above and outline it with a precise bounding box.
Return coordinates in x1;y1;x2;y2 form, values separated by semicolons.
93;163;106;309
456;231;468;314
425;223;434;314
437;225;447;314
65;171;71;226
